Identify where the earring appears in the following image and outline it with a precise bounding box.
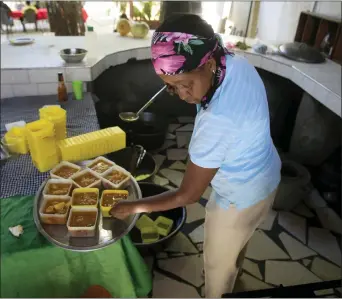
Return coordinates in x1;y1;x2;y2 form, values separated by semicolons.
212;70;215;74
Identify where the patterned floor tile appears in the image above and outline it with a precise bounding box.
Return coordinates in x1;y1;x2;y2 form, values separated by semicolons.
165;232;198;254
304;189;327;209
315;207;342;235
188;224;204;243
292;202;315;218
234;273;273;292
169;161;187;171
159;169;184;187
245;230;290;261
308;227;341;266
166;133;176;140
258;209;277;231
314;289;335;296
153;154;166;171
176;132;192;148
177;117;195;124
153;272;200;298
265;261;321;286
242;258;263;280
310;257;342;281
167;148;188;161
157;140;177;152
186;203;205;223
278;211;306;243
176;124;194;132
153;175;169;187
279;232;317;260
157;252;168;259
202;186;212;200
197;243;203;252
302;258;312;266
158;255;204;287
168;124;182;133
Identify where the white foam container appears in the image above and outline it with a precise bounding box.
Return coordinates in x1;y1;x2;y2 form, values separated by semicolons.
101;165;131;190
43;179;74;197
39;195;71;225
50;161;82;179
67;207;98;238
70;169;102;189
86;156;115;175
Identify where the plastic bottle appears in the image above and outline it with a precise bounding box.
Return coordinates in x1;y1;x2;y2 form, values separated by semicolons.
85;25;97;59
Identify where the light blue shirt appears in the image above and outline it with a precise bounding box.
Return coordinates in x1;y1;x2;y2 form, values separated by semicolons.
190;54;281;210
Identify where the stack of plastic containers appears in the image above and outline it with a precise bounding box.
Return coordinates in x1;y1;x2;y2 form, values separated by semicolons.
39;106;67;140
57;127;126;162
4;127;29;154
25;119;60;172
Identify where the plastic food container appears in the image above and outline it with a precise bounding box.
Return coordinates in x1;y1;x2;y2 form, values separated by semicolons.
43;179;73;197
155;216;174;237
101;166;131;190
71;169;101;188
141;226;159;244
50;161;81;179
71;188;99;208
67;207;98;238
39;195;71;224
100;190;129;217
39;106;67;140
135;214;155;231
86;156;115;175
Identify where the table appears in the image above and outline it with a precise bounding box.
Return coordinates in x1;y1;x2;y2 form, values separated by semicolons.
10;8;88;22
0;93;99;199
0;93;152;298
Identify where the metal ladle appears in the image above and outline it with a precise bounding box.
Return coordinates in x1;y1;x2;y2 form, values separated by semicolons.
119;85;167;122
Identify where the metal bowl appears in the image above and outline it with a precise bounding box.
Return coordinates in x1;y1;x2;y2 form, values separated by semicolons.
60;48;87;63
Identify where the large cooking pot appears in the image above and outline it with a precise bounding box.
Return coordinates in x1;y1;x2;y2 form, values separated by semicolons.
130;183;187;254
119;112;169;151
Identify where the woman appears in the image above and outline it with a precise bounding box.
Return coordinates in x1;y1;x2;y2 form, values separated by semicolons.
111;14;281;297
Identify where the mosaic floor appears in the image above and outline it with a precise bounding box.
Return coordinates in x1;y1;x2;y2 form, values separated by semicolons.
142;116;342;298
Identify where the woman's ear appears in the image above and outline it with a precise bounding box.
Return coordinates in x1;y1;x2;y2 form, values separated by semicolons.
207;58;217;73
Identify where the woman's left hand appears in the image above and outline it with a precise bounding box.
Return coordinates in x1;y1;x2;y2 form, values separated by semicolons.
110;201;136;220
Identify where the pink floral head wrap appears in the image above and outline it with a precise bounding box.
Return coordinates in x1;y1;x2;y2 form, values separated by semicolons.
151;31;233;109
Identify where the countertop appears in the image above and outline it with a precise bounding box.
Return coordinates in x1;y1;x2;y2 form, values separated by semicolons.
1;32;341;117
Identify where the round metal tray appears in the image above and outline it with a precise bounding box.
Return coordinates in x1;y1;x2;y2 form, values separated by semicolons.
33;161;142;252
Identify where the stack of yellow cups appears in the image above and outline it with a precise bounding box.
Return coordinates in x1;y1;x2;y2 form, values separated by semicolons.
26;119;60;172
39;106;67;140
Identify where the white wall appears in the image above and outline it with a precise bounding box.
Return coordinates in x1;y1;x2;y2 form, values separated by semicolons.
257;2;315;44
230;2;252;36
314;1;342;19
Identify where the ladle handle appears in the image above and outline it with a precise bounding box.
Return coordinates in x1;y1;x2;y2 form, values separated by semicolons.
136;85;167;116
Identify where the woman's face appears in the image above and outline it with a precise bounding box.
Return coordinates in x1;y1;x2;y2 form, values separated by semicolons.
159;59;216;104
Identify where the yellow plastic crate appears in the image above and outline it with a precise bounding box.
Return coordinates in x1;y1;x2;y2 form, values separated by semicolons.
39;106;67;140
57;127;126;162
4;127;29;154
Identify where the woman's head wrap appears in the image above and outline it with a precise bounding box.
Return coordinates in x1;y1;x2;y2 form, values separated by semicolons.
151;31;233;109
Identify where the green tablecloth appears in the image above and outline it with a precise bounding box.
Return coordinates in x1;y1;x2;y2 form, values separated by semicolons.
1;196;152;298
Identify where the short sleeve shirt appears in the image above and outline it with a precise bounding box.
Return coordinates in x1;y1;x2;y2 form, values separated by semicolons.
189;55;281;210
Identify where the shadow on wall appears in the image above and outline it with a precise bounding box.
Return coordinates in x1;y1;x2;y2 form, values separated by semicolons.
93;59;197;129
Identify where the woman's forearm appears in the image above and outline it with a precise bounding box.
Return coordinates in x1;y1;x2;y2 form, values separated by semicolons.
128;190;192;214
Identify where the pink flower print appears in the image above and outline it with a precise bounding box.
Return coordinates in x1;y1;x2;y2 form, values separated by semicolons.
200;51;213;67
164;32;194;44
152;55;186;75
151;42;175;59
